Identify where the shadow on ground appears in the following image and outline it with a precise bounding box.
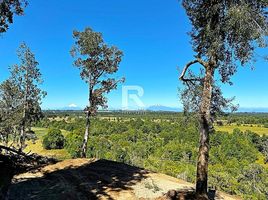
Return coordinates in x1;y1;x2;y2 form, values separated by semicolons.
0;152;56;200
7;159;149;200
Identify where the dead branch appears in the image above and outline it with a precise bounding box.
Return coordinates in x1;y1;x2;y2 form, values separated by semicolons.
0;145;30;157
0;145;57;168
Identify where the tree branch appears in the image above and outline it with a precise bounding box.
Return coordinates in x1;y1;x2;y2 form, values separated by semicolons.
0;145;31;157
179;58;207;82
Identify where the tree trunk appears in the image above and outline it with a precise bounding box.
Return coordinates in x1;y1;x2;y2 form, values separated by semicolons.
81;111;91;158
4;133;8;154
19;126;25;152
195;66;214;199
19;104;27;152
19;67;29;152
81;78;92;158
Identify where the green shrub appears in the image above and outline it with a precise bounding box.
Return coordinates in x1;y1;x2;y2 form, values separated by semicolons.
64;129;83;158
42;129;65;150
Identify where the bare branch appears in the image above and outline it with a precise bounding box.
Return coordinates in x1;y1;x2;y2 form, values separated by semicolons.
179;60;198;80
181;77;203;82
179;58;207;82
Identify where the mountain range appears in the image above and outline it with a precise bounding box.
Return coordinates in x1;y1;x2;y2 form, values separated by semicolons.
45;105;268;113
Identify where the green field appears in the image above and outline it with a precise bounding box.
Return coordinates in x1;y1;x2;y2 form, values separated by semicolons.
215;124;268;135
24;127;71;160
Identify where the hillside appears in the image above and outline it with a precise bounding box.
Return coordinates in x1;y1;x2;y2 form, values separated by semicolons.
7;158;241;200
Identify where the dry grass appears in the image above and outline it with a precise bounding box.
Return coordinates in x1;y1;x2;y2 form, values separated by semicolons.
24;140;70;160
24;127;71;160
215;124;268;135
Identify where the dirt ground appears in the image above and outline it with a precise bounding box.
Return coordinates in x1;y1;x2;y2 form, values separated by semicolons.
7;159;241;200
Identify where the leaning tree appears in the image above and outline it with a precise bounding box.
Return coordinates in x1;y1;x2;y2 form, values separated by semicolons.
0;0;28;33
179;0;267;199
71;27;124;158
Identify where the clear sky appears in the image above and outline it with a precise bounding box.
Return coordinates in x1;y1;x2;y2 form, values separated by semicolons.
0;0;267;110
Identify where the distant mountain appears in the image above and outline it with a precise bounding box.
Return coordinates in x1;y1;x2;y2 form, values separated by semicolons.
44;105;268;113
52;103;83;111
146;105;182;112
146;106;268;113
60;106;83;111
46;105;83;111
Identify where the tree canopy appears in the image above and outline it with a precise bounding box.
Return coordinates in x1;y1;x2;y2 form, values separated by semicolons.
9;43;46;150
0;0;28;33
182;0;268;83
71;27;124;115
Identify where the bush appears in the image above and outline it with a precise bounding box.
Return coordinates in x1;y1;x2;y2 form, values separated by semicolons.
64;129;83;158
42;129;65;150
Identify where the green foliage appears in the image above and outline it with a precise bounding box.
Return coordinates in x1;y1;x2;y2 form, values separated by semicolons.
182;0;267;83
40;113;268;199
70;27;124;114
10;43;46;126
0;79;22;145
42;129;65;150
0;0;28;33
64;129;83;158
0;43;46;150
237;164;268;200
211;129;259;164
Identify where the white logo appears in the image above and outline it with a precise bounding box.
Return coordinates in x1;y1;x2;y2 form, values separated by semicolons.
122;85;145;110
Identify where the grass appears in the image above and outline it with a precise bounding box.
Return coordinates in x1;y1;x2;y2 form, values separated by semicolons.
215;124;268;135
256;153;268;169
24;127;71;160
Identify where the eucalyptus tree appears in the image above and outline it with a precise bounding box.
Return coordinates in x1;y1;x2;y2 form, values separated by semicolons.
179;1;267;198
10;42;46;151
71;27;124;158
0;0;28;33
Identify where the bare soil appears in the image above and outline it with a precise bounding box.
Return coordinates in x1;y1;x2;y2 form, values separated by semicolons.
7;159;241;200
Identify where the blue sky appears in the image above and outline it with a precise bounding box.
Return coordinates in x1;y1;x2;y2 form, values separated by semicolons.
0;0;267;110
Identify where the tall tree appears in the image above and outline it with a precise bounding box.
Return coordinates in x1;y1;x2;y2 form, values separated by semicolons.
71;27;124;158
0;0;28;33
179;1;267;199
10;42;46;151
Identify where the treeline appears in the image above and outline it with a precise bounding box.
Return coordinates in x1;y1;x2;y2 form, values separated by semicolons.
220;113;268;125
38;116;268;199
42;110;185;122
42;110;268;125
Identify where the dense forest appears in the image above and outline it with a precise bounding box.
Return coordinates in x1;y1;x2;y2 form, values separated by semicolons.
35;112;268;200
